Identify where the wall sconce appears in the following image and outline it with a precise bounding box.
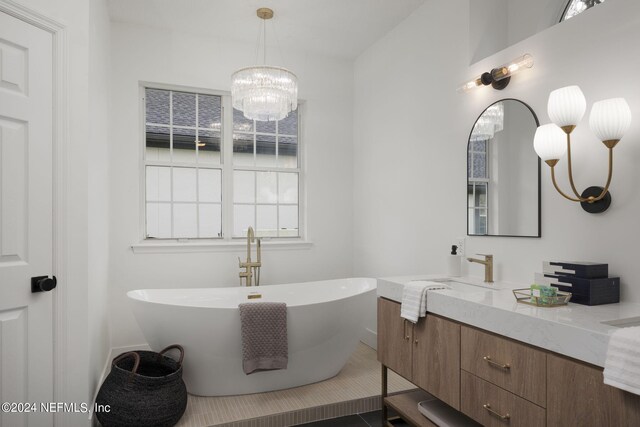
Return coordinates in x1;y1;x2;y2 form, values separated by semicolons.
458;54;533;93
533;86;632;213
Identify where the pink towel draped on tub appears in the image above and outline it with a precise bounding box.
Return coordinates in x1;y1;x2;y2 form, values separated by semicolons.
238;302;288;375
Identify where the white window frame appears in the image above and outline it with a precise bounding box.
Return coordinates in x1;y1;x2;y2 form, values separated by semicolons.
134;82;309;253
468;138;489;235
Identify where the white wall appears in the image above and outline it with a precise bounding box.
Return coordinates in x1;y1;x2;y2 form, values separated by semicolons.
108;23;354;348
354;0;640;308
471;0;572;63
88;0;111;405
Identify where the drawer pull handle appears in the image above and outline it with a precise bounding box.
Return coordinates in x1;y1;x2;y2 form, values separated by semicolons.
484;403;510;421
484;356;510;370
403;319;410;341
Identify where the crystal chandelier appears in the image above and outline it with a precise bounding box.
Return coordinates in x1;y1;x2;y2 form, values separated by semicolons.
470;102;504;142
231;8;298;122
485;103;504;132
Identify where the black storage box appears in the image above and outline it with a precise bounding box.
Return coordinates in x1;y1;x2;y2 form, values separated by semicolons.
543;261;608;279
535;273;620;306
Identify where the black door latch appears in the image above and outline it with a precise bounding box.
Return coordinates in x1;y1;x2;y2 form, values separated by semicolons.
31;276;57;293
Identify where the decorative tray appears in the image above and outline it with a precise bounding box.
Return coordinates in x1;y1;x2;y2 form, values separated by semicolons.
512;288;572;307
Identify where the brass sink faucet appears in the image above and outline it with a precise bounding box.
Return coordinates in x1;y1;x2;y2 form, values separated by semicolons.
238;226;262;286
467;254;494;283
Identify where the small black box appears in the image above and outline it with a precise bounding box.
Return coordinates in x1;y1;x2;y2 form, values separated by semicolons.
535;273;620;306
543;261;608;279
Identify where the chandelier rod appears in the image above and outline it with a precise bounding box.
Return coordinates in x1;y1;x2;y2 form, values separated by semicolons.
262;18;267;65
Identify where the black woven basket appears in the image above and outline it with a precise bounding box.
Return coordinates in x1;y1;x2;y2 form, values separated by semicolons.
96;345;187;427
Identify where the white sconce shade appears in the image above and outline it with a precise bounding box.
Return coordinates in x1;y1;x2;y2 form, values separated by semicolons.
534;124;567;161
589;98;632;142
548;85;587;128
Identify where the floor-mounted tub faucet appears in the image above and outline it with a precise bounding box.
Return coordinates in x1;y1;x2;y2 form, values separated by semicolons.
238;226;261;286
467;254;494;283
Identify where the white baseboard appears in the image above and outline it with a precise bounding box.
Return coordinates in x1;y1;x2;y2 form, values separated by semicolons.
89;343;150;423
360;328;377;351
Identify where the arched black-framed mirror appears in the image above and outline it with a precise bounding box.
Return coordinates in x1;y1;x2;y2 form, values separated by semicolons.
467;99;541;237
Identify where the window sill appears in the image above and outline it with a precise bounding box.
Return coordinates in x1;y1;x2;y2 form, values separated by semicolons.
131;239;313;254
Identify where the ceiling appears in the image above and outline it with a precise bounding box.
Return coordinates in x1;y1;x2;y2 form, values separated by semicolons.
107;0;426;59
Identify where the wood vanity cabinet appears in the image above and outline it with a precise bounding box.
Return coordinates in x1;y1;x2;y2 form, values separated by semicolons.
461;326;546;407
378;297;640;427
377;297;460;409
461;371;545;427
413;313;460;409
547;353;640;427
460;326;546;426
377;296;413;379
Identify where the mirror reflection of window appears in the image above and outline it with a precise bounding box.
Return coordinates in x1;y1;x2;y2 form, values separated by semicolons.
561;0;606;22
467;100;540;238
468;138;489;235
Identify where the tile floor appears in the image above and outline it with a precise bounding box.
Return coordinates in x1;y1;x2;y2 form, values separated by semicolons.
296;410;410;427
176;343;415;427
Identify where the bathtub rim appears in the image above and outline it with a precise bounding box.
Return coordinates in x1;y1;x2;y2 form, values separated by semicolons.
126;277;377;309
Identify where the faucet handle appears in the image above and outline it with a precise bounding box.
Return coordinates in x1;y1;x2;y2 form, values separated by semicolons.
476;253;493;258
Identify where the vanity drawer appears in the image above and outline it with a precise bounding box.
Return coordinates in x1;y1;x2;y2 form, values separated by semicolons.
461;371;546;427
461;325;546;407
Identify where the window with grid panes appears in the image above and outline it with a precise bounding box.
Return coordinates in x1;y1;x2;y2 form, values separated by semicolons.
232;108;300;238
468;138;489;235
143;86;301;240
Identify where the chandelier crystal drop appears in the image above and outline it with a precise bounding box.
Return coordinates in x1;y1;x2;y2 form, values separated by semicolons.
470;102;504;142
485;103;504;132
231;8;298;122
231;66;298;122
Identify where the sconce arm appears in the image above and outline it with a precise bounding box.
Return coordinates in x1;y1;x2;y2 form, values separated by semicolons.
566;133;584;199
590;147;614;202
550;147;614;205
550;166;586;202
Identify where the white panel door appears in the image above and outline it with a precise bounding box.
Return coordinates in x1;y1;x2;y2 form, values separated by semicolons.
0;11;54;427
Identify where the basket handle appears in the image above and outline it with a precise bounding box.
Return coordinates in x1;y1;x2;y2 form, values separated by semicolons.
112;352;140;383
158;344;184;367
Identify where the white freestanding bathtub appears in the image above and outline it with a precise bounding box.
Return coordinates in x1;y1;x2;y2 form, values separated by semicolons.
127;278;376;396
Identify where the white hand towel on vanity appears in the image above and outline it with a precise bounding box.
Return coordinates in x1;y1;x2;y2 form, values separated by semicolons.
401;281;451;324
603;325;640;396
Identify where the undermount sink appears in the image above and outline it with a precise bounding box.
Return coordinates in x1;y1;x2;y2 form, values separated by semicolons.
432;279;498;293
601;316;640;328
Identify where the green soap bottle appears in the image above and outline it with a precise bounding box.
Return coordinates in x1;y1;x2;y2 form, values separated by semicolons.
531;283;557;305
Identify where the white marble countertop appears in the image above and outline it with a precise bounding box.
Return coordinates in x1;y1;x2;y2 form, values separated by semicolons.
378;274;640;368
